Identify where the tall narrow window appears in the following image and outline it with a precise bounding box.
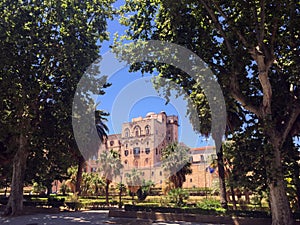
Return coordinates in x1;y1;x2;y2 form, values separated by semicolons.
124;128;130;137
145;148;150;154
124;150;129;156
144;158;149;166
145;125;150;135
134;126;141;137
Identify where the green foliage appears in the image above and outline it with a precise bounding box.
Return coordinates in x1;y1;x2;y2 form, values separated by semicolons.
65;166;105;196
125;168;142;187
98;149;123;205
223;128;268;194
98;150;123;182
197;198;222;211
118;1;300;223
60;181;70;195
116;182;127;193
0;0;115;214
167;188;189;207
82;172;105;196
32;182;46;195
136;180;155;201
162;143;192;188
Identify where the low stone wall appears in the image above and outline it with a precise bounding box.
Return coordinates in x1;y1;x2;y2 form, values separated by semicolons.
109;209;300;225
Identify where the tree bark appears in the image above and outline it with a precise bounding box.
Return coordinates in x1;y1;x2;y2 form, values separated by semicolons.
46;182;52;196
4;133;29;216
105;179;110;205
75;155;85;195
118;188;122;208
293;160;300;210
230;185;237;210
268;144;294;225
217;146;228;209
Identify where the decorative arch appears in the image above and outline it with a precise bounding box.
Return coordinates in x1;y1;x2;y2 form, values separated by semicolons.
133;125;141;137
144;158;149;166
124;128;130;138
145;125;150;135
134;160;139;168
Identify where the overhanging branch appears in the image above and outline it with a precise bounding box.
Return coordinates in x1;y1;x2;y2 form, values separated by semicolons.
281;104;300;146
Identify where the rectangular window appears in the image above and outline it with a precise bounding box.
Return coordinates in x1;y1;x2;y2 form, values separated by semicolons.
133;147;140;155
145;148;150;154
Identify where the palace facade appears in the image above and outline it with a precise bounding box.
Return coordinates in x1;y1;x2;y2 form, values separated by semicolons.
86;111;217;188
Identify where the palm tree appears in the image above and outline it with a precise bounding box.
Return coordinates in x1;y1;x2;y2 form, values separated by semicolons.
98;149;123;205
95;110;109;141
125;169;142;204
116;182;126;208
75;110;109;195
162;143;192;188
91;173;105;196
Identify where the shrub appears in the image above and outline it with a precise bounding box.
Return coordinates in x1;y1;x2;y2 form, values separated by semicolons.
137;180;154;202
167;188;189;207
47;196;65;208
197;198;222;210
32;182;46;195
60;181;70;195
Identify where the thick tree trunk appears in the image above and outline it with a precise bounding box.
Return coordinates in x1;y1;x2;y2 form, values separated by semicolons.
217;146;228;209
268;144;294;225
75;155;85;195
4;133;29;216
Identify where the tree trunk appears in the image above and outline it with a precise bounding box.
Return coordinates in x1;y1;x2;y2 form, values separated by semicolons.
230;185;237;210
4;180;8;197
46;182;52;196
290;145;300;210
217;145;228;209
118;188;122;208
75;155;85;195
293;160;300;210
105;179;110;205
268;144;294;225
4;133;29;216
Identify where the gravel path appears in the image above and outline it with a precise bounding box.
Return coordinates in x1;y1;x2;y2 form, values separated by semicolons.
0;210;222;225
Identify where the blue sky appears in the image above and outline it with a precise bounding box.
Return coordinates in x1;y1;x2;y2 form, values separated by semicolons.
92;0;300;149
93;1;300;149
93;2;214;148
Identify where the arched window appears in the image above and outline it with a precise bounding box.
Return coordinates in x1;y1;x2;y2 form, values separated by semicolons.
134;126;141;137
134;160;138;168
144;158;149;166
124;128;130;137
124;150;129;156
145;125;150;135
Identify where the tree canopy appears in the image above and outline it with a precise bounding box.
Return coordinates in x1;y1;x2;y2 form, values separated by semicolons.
0;0;114;215
118;1;300;224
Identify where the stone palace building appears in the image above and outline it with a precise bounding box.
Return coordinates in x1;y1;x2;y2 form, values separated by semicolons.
86;111;218;188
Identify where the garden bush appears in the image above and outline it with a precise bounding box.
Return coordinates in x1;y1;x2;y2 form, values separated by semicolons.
168;188;189;207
